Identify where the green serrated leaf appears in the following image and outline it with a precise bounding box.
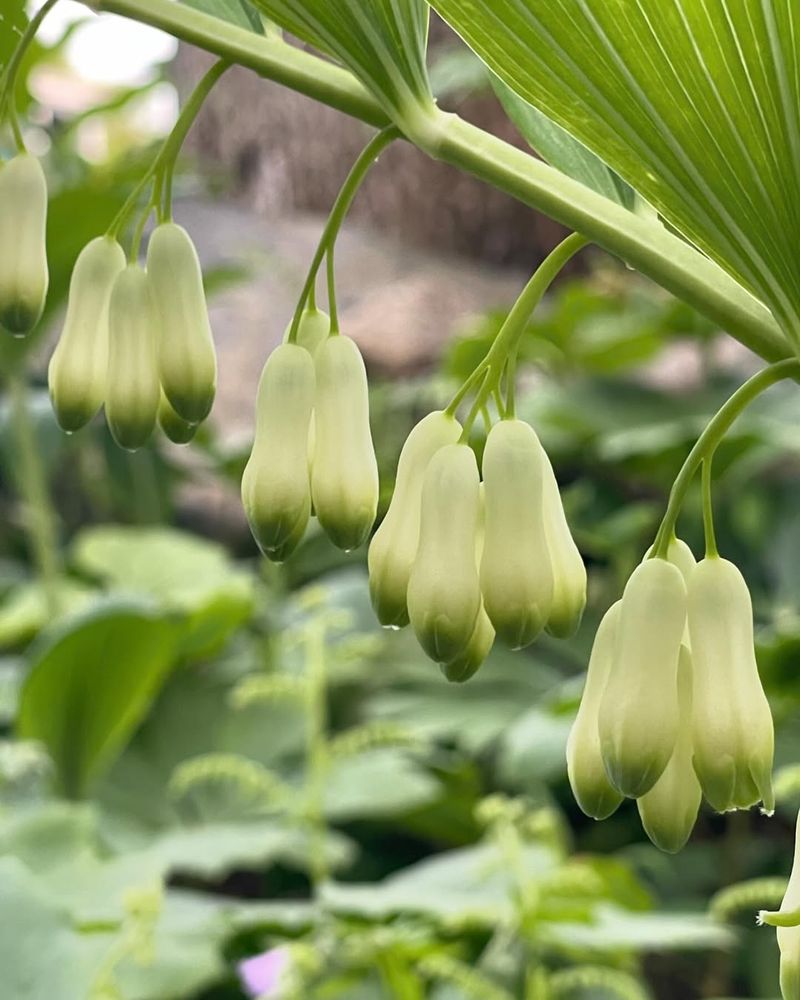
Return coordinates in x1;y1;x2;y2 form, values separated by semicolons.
430;0;800;348
249;0;433;126
17;600;180;798
180;0;264;32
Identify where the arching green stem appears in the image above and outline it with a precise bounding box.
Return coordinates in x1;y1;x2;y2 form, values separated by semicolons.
701;457;718;558
0;0;60;151
287;125;400;343
448;232;588;426
107;59;228;240
652;358;800;557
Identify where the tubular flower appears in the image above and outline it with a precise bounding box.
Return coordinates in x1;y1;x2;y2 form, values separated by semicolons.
241;343;315;562
0;154;49;334
311;335;379;550
48;236;126;432
368;410;462;627
637;645;702;853
772;813;800;1000
105;265;160;451
599;558;686;798
286;308;330;355
539;444;586;638
687;556;774;813
480;419;554;649
158;391;198;445
147;222;217;424
566;601;624;820
407;443;482;663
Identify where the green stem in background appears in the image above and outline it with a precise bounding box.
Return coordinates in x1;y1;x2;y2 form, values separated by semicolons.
84;0;791;366
287;125;399;343
701;457;718;558
106;59;228;242
652;358;800;557
0;0;60;150
7;375;62;616
448;232;588;433
304;618;330;892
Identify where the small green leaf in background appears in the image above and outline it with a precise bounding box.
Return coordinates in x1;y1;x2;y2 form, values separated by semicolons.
181;0;264;33
431;0;800;347
17;601;179;798
0;0;26;72
491;74;635;209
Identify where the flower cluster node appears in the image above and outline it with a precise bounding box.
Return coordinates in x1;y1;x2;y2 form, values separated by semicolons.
569;537;775;852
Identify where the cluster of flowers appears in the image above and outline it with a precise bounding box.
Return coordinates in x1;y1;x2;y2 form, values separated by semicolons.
368;415;587;680
242;311;379;560
0;154;217;449
568;537;774;852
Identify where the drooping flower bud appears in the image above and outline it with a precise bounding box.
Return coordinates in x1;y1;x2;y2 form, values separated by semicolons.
599;558;686;797
311;335;378;550
241;343;315;562
407;443;482;663
368;410;462;627
566;601;624;820
285;308;330;356
539;445;586;638
637;645;701;852
105;265;160;451
688;556;774;813
158;391;198;445
48;236;126;432
775;812;800;1000
147;222;217;424
480;419;554;649
0;154;49;334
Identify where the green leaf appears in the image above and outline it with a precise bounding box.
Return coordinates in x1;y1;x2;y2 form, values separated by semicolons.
430;0;800;347
491;75;634;209
0;0;26;71
324;748;441;821
249;0;433;126
71;526;254;656
0;579;95;650
181;0;264;32
17;601;179;798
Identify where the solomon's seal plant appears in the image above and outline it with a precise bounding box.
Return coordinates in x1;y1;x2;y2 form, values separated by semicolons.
6;0;800;994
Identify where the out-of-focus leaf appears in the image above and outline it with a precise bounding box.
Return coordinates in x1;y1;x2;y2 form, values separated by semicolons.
0;579;95;649
324;748;441;821
0;0;26;69
17;600;179;797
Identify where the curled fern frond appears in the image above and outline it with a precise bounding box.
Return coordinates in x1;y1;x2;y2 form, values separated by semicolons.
547;965;651;1000
773;765;800;804
327;722;423;758
709;877;788;922
230;673;309;710
168;753;291;814
417;954;514;1000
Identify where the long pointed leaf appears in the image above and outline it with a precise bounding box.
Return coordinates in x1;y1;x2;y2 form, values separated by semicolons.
430;0;800;347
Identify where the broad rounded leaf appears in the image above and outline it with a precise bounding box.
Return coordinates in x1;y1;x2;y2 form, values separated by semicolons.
17;600;179;798
431;0;800;346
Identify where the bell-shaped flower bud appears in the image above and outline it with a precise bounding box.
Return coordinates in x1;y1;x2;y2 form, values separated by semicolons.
773;813;800;1000
688;556;774;813
539;445;586;638
566;601;624;820
407;443;482;663
480;419;553;649
0;154;49;334
368;410;462;627
285;308;330;356
48;236;126;432
158;391;197;445
637;645;702;852
147;223;217;424
599;558;686;797
105;265;160;451
311;335;378;550
241;343;315;562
